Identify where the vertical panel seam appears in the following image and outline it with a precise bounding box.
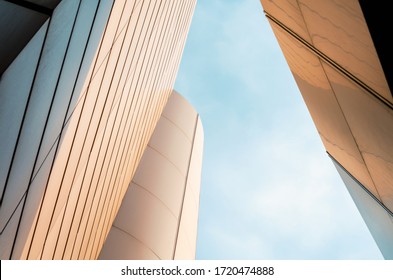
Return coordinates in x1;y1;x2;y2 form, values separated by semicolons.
172;112;199;259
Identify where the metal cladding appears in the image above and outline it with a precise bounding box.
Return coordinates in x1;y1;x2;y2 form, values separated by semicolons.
260;0;393;258
0;0;200;260
99;92;203;260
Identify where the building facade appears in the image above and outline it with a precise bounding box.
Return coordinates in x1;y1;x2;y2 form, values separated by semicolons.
259;0;393;258
0;0;201;260
99;91;203;260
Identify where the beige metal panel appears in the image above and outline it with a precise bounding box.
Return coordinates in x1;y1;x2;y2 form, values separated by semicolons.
1;0;196;260
85;0;167;260
130;0;189;167
99;90;203;260
99;227;160;260
75;80;141;259
150;0;188;97
32;0;101;177
175;181;199;259
132;147;185;217
56;165;92;259
51;14;128;233
129;92;198;217
148;117;193;175
63;0;116;122
39;204;65;260
76;76;133;259
0;1;48;75
174;227;194;260
268;22;379;198
151;0;196;129
263;0;393;258
298;0;391;102
24;1;104;258
79;0;194;260
121;0;174;177
260;0;311;43
104;0;161;182
112;183;179;259
323;62;393;212
60;7;143;255
162;90;199;141
29;0;137;260
87;0;126;78
29;62;104;257
56;3;127;198
187;117;204;203
121;0;169;151
175;116;203;260
51;161;92;259
32;90;87;252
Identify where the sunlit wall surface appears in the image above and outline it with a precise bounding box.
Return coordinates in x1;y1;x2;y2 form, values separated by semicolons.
0;0;197;259
99;91;203;260
259;0;393;259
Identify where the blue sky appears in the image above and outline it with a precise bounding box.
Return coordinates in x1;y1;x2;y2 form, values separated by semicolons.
174;0;383;259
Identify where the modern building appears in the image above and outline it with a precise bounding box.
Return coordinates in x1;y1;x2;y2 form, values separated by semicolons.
259;0;393;259
99;91;203;260
0;0;202;260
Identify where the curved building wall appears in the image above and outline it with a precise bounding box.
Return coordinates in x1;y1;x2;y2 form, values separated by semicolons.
0;0;197;259
99;91;203;260
260;0;393;258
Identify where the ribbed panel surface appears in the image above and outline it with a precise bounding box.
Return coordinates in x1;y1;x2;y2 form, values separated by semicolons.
0;0;197;260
